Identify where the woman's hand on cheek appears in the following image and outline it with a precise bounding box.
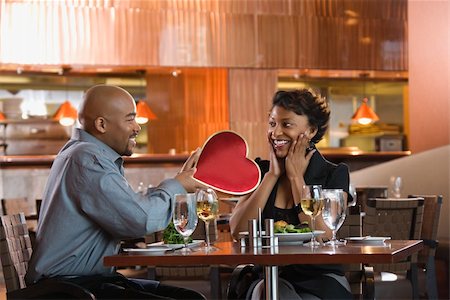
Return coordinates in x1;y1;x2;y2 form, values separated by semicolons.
285;133;311;180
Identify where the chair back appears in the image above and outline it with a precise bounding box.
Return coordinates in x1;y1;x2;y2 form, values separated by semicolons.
1;198;32;216
408;194;442;263
0;213;32;292
355;186;388;211
364;197;424;272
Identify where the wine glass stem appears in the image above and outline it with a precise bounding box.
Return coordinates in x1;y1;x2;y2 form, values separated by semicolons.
183;236;189;248
205;221;210;248
310;216;316;244
332;230;337;243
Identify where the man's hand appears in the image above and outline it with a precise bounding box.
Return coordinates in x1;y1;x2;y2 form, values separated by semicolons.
175;148;206;192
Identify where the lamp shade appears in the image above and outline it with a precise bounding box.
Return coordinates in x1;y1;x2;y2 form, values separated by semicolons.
0;111;5;121
136;101;157;124
54;100;78;126
351;98;379;125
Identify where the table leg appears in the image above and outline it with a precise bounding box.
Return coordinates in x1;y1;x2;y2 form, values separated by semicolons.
264;265;279;300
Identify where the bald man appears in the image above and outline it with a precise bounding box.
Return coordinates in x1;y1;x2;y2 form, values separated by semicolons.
25;85;206;299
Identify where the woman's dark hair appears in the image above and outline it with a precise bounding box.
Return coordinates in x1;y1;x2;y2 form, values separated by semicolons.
272;89;330;143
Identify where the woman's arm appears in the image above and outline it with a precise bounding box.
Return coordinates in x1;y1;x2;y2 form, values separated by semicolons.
229;171;278;239
229;137;282;239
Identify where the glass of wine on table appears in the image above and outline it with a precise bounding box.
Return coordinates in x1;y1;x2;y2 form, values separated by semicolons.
300;185;324;248
195;188;219;252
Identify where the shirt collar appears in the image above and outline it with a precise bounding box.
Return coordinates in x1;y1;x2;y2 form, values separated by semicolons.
71;128;123;165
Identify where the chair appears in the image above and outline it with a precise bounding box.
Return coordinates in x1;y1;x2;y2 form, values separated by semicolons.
0;213;96;299
355;186;388;212
1;198;39;231
408;194;443;299
363;197;425;299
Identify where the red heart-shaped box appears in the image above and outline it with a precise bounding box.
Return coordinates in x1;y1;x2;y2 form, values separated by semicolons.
193;131;261;195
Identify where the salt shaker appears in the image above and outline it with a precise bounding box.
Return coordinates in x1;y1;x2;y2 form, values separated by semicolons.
248;219;260;248
262;218;278;248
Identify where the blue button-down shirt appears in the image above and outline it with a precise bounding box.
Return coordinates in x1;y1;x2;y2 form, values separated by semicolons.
25;128;185;284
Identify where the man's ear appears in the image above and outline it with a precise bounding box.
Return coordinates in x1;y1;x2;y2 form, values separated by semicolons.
94;117;107;133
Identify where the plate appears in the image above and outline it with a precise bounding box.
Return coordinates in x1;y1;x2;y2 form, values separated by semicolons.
123;246;170;255
148;240;204;249
345;236;391;245
239;231;325;244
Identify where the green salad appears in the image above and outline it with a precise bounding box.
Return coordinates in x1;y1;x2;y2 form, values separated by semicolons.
162;222;193;244
273;220;311;234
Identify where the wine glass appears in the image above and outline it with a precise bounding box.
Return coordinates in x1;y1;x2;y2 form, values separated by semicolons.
322;189;346;246
300;185;324;247
389;176;402;198
195;188;219;252
348;183;357;207
173;193;198;253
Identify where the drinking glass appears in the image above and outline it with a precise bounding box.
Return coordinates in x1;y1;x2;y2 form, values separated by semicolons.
300;185;324;247
322;189;346;246
348;183;357;207
389;176;402;198
195;188;219;252
173;193;198;253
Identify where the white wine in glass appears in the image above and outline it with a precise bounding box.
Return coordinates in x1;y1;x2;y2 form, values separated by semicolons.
173;193;198;253
196;188;219;252
300;185;324;247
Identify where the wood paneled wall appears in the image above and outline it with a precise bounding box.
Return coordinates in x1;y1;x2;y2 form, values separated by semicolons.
145;68;229;154
229;69;278;160
0;0;407;71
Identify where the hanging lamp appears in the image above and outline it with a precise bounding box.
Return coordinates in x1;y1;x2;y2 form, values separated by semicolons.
54;100;78;126
351;97;379;125
136;100;157;124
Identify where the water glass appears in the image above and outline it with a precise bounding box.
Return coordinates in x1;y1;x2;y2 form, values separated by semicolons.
173;193;198;253
322;189;346;246
389;176;402;198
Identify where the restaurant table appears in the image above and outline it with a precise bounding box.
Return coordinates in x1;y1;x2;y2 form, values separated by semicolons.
104;240;423;300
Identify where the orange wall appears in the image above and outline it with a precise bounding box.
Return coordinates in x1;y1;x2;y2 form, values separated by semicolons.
408;0;450;153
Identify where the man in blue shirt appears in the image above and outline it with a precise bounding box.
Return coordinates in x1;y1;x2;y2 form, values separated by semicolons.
26;84;206;299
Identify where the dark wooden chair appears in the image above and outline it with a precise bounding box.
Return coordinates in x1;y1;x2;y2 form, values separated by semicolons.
355;186;388;212
0;213;95;299
364;197;425;299
409;194;443;299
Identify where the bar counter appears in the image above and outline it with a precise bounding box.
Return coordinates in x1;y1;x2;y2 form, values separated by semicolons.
0;150;411;171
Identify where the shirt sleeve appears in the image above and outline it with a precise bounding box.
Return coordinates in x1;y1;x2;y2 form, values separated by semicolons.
69;153;186;239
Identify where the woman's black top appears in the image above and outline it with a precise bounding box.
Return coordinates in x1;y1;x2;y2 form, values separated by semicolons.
256;148;353;298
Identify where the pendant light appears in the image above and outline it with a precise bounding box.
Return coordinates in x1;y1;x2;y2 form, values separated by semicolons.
352;81;379;125
351;97;379;125
54;100;77;126
136;100;157;124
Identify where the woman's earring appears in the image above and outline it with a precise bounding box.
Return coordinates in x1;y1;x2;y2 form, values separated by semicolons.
306;140;315;151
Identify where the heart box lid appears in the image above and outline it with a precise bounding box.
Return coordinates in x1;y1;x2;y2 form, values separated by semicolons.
193;131;261;195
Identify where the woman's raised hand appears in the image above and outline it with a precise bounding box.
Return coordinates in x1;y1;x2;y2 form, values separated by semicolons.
285;133;315;181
